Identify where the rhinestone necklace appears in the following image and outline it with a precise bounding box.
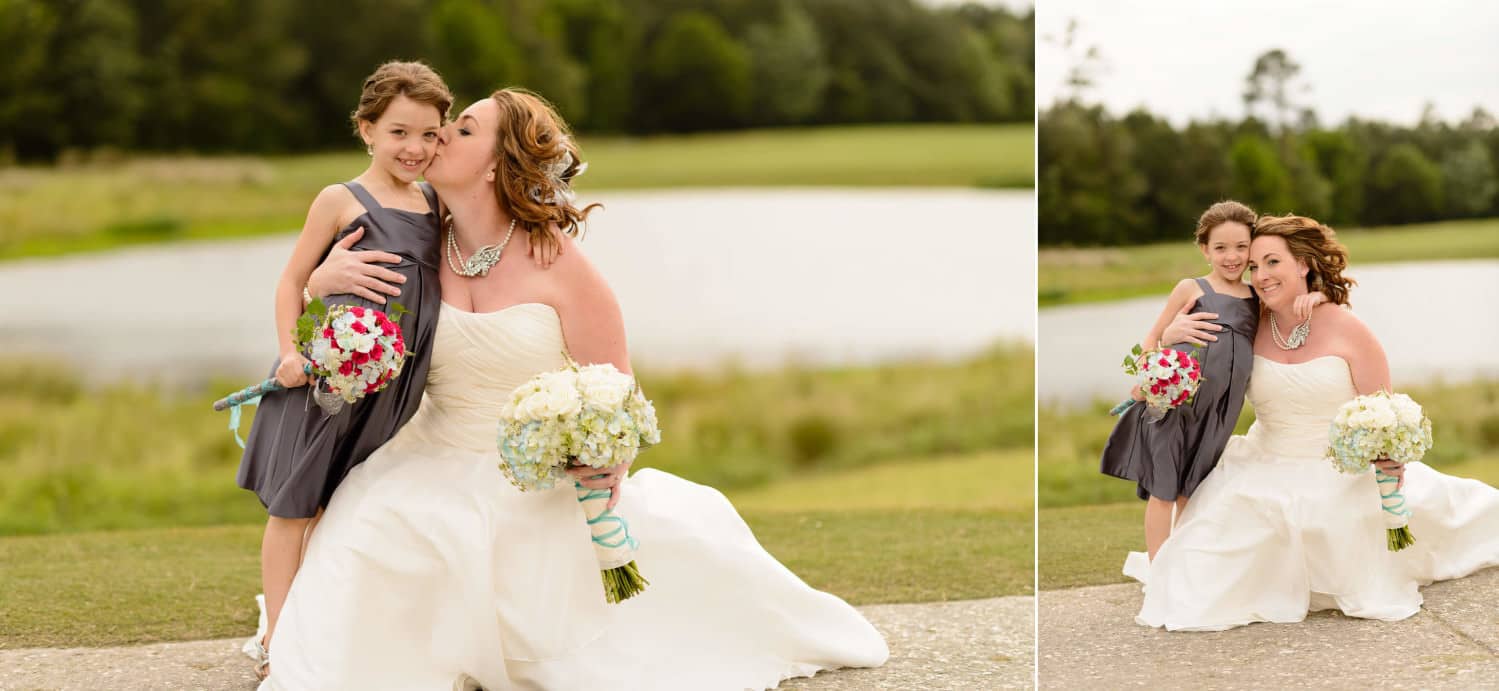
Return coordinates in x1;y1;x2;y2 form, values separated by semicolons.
446;217;516;278
1268;312;1311;350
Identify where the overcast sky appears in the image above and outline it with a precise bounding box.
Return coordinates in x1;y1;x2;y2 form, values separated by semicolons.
1036;0;1499;126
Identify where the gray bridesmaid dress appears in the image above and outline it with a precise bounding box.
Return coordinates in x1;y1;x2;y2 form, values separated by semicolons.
1099;277;1259;501
236;181;442;518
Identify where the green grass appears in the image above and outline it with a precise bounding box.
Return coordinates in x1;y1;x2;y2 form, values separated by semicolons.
1039;379;1499;510
734;449;1032;512
0;349;1034;646
0;449;1031;648
0;124;1033;262
0;345;1032;535
1038;503;1140;590
1039;217;1499;306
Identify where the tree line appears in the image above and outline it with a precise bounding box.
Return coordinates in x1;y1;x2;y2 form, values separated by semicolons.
1040;49;1499;245
0;0;1033;161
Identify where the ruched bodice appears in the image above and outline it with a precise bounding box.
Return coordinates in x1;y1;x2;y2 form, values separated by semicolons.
401;302;567;453
1242;355;1357;458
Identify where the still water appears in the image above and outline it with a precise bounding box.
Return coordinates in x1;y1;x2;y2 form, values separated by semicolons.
0;188;1034;386
1039;260;1499;405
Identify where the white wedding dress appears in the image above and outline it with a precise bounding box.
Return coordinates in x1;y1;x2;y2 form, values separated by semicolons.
260;303;888;690
1124;354;1499;631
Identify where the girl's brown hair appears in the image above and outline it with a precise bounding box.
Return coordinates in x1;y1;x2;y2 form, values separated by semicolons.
1251;214;1356;306
486;88;600;256
350;61;454;136
1194;200;1257;245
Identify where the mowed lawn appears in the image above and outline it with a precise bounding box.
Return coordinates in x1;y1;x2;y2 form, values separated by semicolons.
0;449;1031;649
0;124;1033;262
1039;217;1499;306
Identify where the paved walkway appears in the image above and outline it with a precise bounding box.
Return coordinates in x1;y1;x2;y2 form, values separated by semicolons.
1039;567;1499;689
0;596;1034;690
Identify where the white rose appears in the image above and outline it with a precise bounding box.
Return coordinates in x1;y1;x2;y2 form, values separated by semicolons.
545;388;583;418
579;368;632;409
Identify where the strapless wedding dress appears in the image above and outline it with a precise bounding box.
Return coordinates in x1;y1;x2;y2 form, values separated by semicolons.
1124;355;1499;631
262;302;888;689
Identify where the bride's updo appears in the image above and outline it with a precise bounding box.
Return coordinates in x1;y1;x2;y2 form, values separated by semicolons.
488;88;600;256
1251;214;1356;306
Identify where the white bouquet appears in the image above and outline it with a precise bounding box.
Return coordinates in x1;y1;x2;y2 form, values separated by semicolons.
497;358;661;602
1327;390;1434;551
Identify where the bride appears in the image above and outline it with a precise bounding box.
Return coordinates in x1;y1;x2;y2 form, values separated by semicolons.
260;89;888;689
1124;213;1499;631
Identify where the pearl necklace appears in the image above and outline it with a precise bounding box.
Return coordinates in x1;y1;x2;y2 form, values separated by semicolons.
1268;311;1311;350
446;217;516;278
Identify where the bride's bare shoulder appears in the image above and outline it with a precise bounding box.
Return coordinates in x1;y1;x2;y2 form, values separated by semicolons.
1319;304;1388;389
1318;303;1373;338
547;233;619;311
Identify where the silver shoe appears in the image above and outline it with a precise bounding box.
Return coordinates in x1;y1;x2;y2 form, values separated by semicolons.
244;636;270;680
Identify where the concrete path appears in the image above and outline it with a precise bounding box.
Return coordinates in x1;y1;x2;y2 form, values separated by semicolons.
1039;567;1499;689
0;596;1034;690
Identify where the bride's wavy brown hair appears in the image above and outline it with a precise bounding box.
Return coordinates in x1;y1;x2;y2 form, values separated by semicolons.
1251;214;1356;306
487;88;600;256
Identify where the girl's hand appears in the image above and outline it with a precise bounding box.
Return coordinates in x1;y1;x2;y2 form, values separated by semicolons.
1295;291;1327;320
529;224;566;268
1130;384;1146;402
276;352;312;388
567;461;631;510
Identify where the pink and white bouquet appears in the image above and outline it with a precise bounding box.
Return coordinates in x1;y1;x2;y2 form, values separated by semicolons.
215;300;409;445
497;359;660;603
1110;344;1204;422
1327;390;1434;551
296;299;409;406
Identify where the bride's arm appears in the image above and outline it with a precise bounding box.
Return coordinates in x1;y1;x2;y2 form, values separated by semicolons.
550;236;634;507
1337;308;1405;483
1154;279;1222;347
551;236;630;374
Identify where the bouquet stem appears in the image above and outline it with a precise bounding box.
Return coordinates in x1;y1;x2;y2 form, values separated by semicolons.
1387;525;1416;551
575;482;649;603
601;560;649;604
1375;467;1416;552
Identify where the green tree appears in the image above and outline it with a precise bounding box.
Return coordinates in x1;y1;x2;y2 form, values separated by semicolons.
1037;103;1146;245
1229;134;1296;216
1284;138;1332;220
1439;140;1498;218
641;11;752;131
131;0;307;152
426;0;525;104
744;0;829;125
0;0;59;160
1367;143;1444;225
1242;49;1307;133
1302;129;1367;226
550;0;637;131
6;0;144;158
